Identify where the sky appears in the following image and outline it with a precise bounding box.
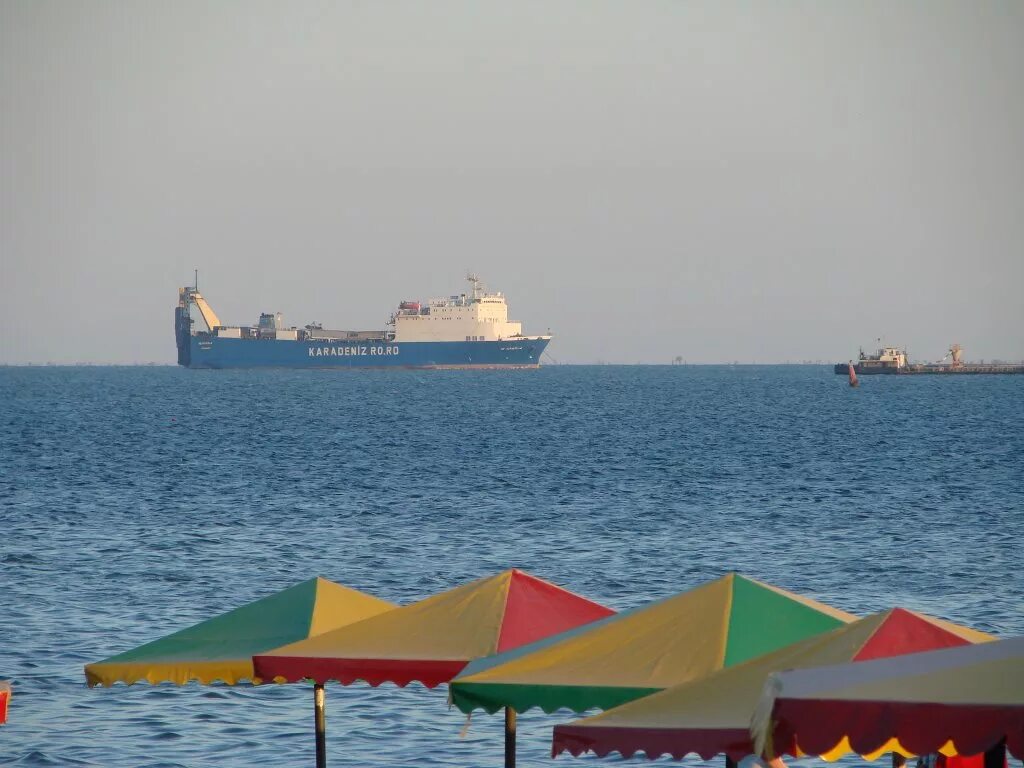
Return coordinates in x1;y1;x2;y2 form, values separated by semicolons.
2;1;1022;364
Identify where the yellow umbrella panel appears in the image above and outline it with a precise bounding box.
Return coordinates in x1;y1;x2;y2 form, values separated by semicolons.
85;577;395;686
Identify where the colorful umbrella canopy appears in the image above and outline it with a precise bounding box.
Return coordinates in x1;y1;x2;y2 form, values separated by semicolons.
450;573;855;715
254;569;613;768
552;607;992;761
252;568;614;686
85;577;394;686
752;634;1022;761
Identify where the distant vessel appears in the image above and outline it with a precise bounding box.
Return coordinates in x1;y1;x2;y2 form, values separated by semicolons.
835;343;1024;375
175;274;551;369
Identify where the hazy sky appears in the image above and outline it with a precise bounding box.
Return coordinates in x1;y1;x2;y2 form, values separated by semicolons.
2;1;1022;364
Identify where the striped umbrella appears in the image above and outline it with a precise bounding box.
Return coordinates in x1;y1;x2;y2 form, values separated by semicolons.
552;607;991;763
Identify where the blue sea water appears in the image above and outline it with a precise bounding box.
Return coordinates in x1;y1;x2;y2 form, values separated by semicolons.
0;365;1021;767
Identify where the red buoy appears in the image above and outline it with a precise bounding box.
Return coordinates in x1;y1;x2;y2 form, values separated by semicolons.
848;363;859;388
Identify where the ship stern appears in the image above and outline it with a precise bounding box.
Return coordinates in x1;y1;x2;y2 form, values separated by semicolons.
175;306;192;366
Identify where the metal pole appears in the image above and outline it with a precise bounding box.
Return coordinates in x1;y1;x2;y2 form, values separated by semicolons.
314;683;327;768
504;706;516;768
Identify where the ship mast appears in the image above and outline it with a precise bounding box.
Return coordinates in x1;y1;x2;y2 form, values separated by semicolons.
466;272;485;301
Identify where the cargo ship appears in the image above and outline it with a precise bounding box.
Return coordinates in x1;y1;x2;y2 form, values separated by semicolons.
834;344;1024;375
175;274;551;369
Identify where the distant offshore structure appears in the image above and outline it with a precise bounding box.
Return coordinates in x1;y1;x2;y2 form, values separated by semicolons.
835;343;1024;376
175;273;551;369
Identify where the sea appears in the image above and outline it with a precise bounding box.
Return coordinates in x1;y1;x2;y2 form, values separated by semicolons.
1;365;1022;767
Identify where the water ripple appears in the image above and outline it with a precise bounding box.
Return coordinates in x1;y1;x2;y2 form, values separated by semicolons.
0;366;1022;766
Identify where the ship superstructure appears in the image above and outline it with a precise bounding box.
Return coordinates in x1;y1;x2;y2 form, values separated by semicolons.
844;345;908;374
175;274;551;369
391;275;527;343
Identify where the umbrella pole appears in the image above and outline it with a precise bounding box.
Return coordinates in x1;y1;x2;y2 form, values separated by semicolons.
725;758;738;768
313;683;327;768
893;754;906;768
983;742;1006;768
504;706;516;768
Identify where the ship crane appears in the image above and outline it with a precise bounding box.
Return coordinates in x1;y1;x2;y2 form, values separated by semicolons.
934;344;964;367
950;343;964;367
190;292;221;331
178;271;222;331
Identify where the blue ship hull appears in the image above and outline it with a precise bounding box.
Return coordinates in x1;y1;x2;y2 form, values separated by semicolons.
184;336;550;369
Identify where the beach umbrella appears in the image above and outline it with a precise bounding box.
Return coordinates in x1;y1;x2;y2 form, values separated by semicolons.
0;681;9;725
450;573;854;718
85;577;394;687
552;607;991;764
85;576;394;759
253;568;613;768
751;634;1023;762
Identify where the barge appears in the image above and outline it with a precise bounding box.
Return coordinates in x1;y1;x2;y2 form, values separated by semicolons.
835;344;1024;375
